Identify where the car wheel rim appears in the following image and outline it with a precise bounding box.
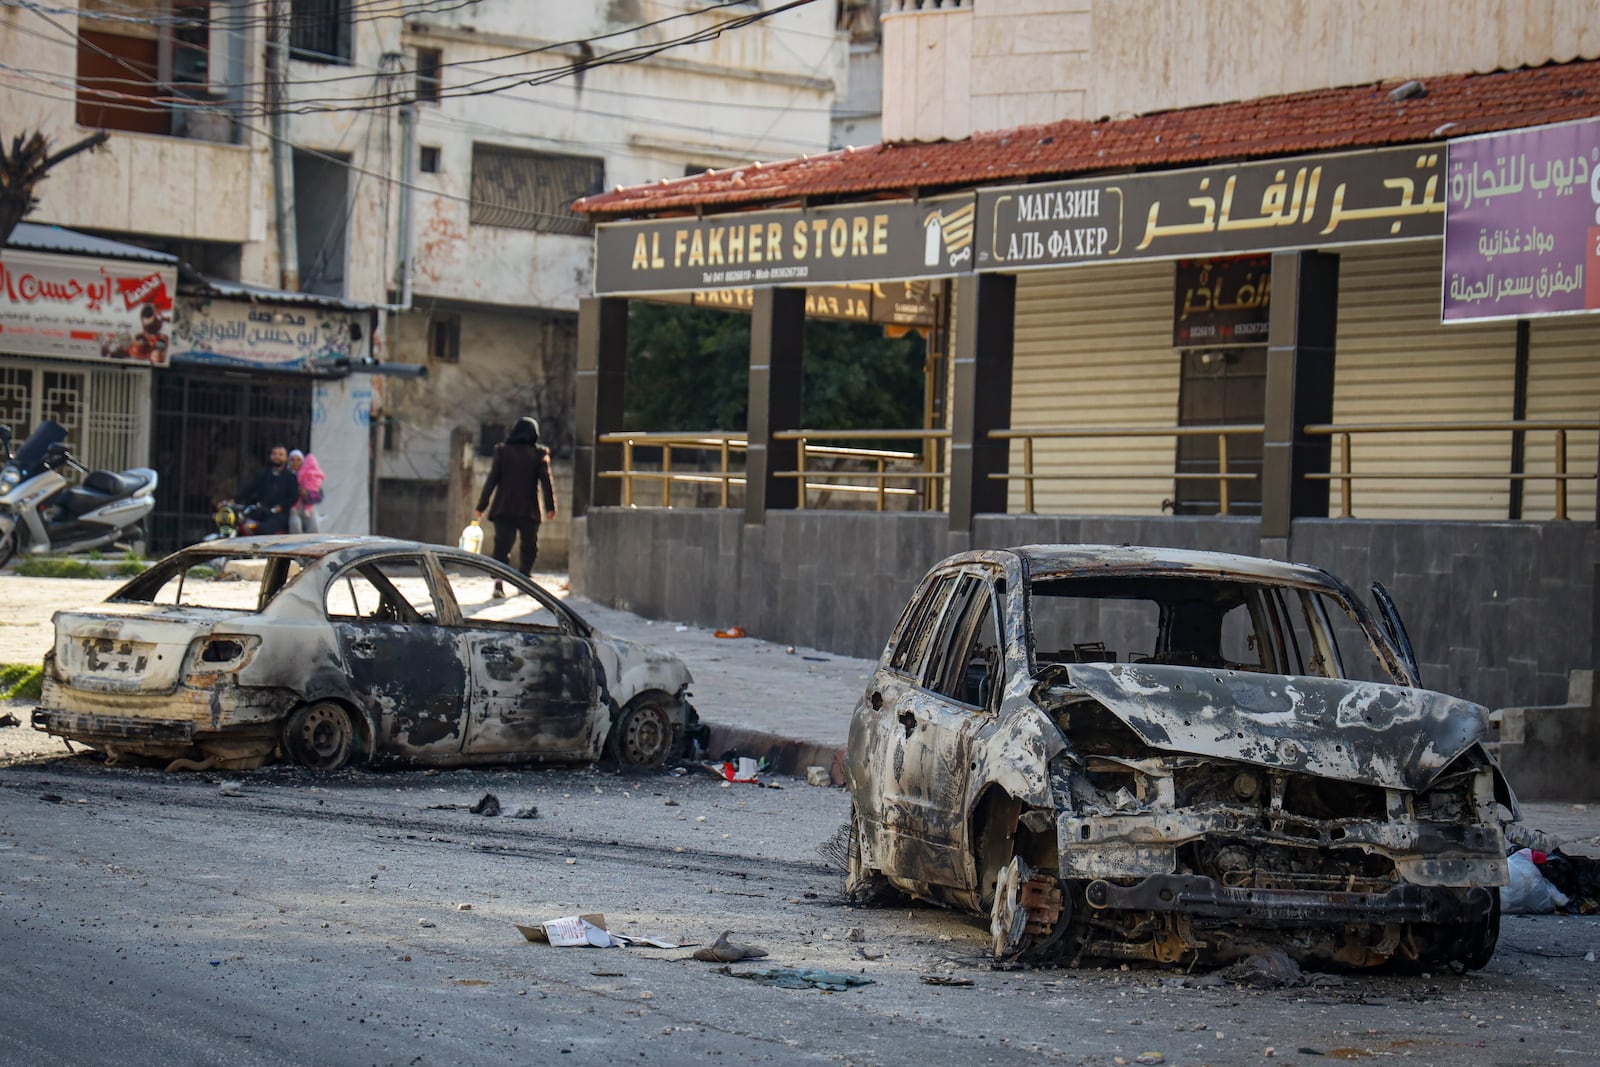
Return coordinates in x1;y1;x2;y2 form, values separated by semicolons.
620;704;671;766
292;705;351;769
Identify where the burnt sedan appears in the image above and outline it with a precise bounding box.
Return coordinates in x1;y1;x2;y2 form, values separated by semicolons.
846;545;1513;971
33;536;702;772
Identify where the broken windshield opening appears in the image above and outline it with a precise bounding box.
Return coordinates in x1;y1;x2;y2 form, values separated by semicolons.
1027;575;1391;681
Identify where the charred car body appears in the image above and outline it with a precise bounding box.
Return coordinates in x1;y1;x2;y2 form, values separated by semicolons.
33;536;702;771
846;545;1512;970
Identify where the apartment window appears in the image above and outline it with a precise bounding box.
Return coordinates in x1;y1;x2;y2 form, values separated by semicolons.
415;46;442;103
419;145;441;174
429;313;461;363
291;0;353;64
469;144;603;234
75;0;236;142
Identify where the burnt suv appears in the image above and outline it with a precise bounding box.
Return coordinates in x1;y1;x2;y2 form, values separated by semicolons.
845;545;1512;970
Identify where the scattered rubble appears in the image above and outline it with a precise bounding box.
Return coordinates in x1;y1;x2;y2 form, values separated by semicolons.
692;931;770;962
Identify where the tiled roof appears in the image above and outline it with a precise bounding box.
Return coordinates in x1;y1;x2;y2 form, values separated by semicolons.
576;61;1600;219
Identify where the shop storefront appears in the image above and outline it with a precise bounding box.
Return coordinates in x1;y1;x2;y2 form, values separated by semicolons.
154;282;377;550
0;224;178;475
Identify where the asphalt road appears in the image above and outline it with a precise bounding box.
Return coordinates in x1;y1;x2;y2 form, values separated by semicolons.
2;755;1599;1067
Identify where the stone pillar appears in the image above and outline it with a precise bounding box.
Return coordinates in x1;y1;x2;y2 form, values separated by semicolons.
573;297;628;517
1260;251;1339;553
948;273;1016;533
744;287;805;524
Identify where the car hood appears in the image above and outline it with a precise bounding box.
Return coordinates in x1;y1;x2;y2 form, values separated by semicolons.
1061;662;1491;792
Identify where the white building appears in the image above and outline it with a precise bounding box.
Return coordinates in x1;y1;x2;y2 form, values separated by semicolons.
0;0;848;553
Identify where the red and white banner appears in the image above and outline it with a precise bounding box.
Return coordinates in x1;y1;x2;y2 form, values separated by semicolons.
0;248;177;366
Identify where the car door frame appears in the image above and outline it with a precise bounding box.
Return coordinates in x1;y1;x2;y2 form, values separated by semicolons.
427;552;605;760
324;550;471;762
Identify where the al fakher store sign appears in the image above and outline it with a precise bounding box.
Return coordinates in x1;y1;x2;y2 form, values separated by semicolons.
593;195;976;295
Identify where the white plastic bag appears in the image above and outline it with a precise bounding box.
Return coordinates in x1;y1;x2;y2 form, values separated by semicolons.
1500;848;1569;914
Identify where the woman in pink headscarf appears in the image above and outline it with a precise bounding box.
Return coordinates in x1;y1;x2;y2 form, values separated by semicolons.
288;449;325;533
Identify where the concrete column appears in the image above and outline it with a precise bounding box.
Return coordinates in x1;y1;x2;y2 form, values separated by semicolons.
744;287;806;524
573;297;628;517
948;273;1016;533
1260;251;1339;550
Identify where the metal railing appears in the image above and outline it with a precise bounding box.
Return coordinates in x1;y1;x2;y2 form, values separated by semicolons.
988;425;1265;515
773;428;950;510
1303;420;1600;520
596;429;949;511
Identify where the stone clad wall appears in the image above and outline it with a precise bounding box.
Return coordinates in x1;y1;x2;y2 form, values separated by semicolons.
572;509;1594;710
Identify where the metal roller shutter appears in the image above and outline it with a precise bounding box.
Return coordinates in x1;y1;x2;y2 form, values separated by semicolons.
1524;317;1600;522
1331;244;1516;520
1009;261;1181;516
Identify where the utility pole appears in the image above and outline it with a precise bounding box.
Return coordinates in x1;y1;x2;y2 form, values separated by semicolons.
0;130;110;246
270;0;300;291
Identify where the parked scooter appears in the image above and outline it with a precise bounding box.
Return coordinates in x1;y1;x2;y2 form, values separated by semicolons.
0;421;158;567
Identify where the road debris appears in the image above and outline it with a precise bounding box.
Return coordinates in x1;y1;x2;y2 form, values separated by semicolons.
806;766;831;787
1220;950;1343;989
717;966;873;991
509;804;540;819
218;780;244;797
714;626;746;639
692;931;770;962
0;712;19;728
468;793;501;816
845;926;865;942
919;975;973;986
516;914;684;949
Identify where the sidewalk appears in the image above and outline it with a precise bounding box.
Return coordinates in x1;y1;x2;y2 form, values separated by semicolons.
1;569;1594;854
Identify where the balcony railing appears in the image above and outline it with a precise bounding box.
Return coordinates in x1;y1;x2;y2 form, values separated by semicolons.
596;430;947;512
1303;419;1600;520
988;425;1264;515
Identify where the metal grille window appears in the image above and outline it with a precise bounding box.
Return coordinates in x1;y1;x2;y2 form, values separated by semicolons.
429;313;460;363
469;144;602;234
290;0;352;64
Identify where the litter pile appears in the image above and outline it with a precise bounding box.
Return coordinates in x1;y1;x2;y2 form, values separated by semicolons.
1502;847;1600;915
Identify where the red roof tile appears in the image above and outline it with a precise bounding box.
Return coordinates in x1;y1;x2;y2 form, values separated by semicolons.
575;61;1600;219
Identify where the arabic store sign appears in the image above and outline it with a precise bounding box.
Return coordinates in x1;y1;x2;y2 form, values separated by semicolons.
978;144;1444;271
593;194;975;295
0;249;176;365
1442;116;1600;322
1174;256;1271;347
170;297;366;371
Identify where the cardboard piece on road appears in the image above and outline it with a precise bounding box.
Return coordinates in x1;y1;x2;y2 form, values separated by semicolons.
516;914;684;949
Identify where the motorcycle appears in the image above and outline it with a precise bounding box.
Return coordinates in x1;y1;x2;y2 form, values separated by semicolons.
0;420;159;567
207;499;271;540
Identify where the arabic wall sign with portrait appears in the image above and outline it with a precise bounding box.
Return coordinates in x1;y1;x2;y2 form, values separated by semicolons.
170;297;368;371
977;144;1445;273
0;249;177;366
592;194;975;295
1173;256;1272;347
1442;115;1600;323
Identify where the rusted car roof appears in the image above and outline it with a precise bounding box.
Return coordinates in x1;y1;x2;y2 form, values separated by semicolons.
178;535;408;559
960;544;1342;588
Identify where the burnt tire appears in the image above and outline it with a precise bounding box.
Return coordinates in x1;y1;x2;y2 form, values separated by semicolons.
605;695;675;769
282;701;355;771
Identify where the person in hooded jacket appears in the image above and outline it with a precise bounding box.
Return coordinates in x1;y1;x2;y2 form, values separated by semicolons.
475;416;557;597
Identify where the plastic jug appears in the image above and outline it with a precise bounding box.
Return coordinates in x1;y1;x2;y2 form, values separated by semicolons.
458;519;484;553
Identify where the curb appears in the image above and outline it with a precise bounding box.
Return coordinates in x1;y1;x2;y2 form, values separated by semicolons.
702;722;848;787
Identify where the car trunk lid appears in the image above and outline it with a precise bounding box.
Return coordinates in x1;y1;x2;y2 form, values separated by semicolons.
53;605;244;693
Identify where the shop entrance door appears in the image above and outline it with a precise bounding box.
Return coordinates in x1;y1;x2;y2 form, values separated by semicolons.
1174;348;1266;516
151;369;312;552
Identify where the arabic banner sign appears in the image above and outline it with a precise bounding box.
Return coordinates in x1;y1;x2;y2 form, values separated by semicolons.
1442;116;1600;323
646;280;939;327
593;194;975;294
0;249;177;365
170;297;368;371
1173;256;1272;346
977;144;1444;272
